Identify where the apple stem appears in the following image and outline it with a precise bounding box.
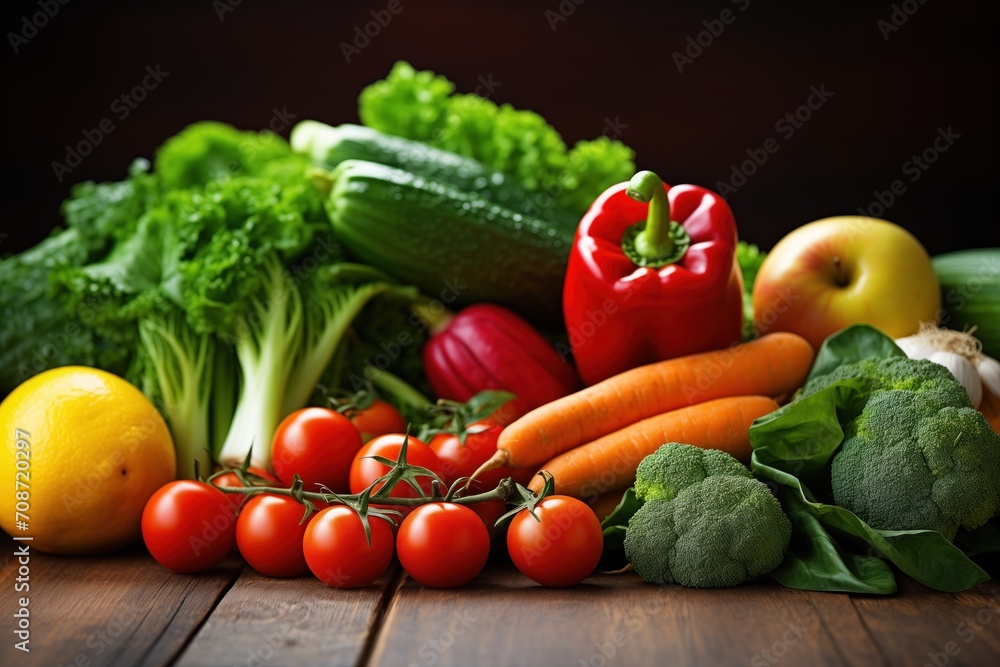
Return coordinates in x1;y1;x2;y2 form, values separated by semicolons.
621;171;691;268
832;256;849;287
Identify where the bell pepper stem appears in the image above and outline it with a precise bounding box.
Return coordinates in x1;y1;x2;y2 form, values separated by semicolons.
627;171;673;259
621;171;691;268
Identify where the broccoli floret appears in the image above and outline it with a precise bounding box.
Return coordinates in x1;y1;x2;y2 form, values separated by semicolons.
830;390;1000;540
623;475;791;587
634;443;751;502
804;356;970;414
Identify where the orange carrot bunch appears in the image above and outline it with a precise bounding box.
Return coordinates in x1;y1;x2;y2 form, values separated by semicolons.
476;332;816;501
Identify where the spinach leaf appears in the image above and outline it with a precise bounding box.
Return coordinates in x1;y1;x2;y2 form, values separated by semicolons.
600;487;643;553
806;323;906;385
768;485;897;595
751;324;991;593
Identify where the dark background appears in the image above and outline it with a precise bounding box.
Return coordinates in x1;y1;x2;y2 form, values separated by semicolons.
2;0;998;257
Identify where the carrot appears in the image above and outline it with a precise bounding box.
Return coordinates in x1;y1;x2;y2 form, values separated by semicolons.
981;385;1000;435
490;332;813;471
527;395;779;499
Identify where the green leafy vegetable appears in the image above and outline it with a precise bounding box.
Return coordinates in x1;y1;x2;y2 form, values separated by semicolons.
53;205;232;479
736;241;766;341
749;324;997;593
0;228;133;398
154;121;301;190
768;485;898;595
0;159;157;398
36;121;425;477
357;61;636;217
599;487;642;557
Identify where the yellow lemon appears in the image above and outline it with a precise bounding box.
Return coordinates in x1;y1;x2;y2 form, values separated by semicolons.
0;366;176;554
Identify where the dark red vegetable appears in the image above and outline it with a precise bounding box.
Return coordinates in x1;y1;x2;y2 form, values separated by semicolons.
421;304;580;422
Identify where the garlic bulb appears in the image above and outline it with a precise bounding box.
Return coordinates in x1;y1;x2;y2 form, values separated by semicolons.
977;355;1000;399
928;350;982;408
894;334;934;360
893;323;1000;409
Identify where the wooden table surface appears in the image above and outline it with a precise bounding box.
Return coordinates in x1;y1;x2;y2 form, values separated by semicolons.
3;538;999;667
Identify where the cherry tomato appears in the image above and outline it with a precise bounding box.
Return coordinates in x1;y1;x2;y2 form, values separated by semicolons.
429;422;513;491
141;480;237;574
349;434;444;514
348;399;407;442
396;503;490;588
213;467;281;510
271;407;363;494
234;494;313;577
506;495;603;587
303;505;395;588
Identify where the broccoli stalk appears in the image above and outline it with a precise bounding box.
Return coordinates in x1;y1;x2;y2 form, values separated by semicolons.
213;255;303;470
138;306;230;478
214;258;417;470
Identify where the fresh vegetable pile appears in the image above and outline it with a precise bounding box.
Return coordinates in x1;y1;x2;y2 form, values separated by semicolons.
2;60;999;596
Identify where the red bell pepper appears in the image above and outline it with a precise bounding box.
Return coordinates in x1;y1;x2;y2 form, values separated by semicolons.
422;303;581;423
563;170;744;386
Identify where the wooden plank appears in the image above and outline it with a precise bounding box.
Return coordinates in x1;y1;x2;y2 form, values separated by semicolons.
174;564;400;667
851;577;1000;667
366;559;883;667
0;540;241;667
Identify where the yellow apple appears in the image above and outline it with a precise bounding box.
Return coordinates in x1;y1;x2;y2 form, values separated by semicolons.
752;216;941;350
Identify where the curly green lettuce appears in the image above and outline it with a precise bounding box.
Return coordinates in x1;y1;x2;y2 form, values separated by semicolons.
358;60;636;217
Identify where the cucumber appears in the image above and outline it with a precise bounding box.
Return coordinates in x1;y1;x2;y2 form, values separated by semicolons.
291;121;578;229
932;248;1000;357
326;160;572;324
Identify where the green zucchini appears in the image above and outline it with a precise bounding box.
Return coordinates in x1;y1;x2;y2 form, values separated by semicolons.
326;159;572;324
932;248;1000;357
291;120;578;230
